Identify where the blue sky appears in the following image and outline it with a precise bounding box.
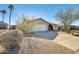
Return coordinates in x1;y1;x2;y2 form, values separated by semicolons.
0;4;79;26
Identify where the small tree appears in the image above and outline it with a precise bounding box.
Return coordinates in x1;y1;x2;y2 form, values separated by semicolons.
16;15;38;35
56;7;79;32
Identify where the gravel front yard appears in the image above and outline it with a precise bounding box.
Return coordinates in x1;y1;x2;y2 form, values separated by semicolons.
19;37;75;54
0;30;78;54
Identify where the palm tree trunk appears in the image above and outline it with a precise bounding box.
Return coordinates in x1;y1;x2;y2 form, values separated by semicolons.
8;10;12;30
1;14;4;30
2;14;4;22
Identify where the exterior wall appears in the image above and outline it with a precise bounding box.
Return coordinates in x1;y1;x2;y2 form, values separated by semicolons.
46;24;49;31
52;25;58;30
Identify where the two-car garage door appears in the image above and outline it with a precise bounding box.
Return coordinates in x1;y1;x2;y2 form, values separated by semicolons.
32;24;47;32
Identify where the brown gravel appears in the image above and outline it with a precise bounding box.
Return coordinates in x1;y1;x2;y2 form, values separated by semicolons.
19;37;75;54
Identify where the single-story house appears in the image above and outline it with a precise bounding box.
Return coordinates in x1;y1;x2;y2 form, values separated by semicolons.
0;21;8;29
31;18;59;32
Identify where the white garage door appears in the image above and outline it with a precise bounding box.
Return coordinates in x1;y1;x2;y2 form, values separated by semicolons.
32;24;47;32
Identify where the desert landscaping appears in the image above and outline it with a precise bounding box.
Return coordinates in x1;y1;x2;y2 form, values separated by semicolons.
0;30;79;54
0;4;79;54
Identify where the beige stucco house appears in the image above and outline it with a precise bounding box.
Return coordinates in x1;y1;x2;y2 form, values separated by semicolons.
31;18;59;32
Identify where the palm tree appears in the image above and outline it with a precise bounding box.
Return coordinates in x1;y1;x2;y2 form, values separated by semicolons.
0;10;7;22
8;4;15;30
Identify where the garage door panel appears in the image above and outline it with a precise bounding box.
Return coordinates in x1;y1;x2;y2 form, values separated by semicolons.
32;25;47;32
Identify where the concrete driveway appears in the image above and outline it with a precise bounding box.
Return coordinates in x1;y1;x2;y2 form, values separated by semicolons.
54;33;79;52
32;31;58;40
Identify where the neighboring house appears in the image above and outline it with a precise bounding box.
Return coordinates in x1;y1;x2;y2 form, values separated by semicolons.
31;18;59;32
12;25;16;29
10;25;16;29
58;25;79;31
70;25;79;30
0;21;16;30
0;21;8;29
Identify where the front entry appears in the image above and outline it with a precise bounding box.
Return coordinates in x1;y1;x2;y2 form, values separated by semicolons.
48;24;53;31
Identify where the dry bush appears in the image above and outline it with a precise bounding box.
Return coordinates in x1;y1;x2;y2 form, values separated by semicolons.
0;30;23;53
